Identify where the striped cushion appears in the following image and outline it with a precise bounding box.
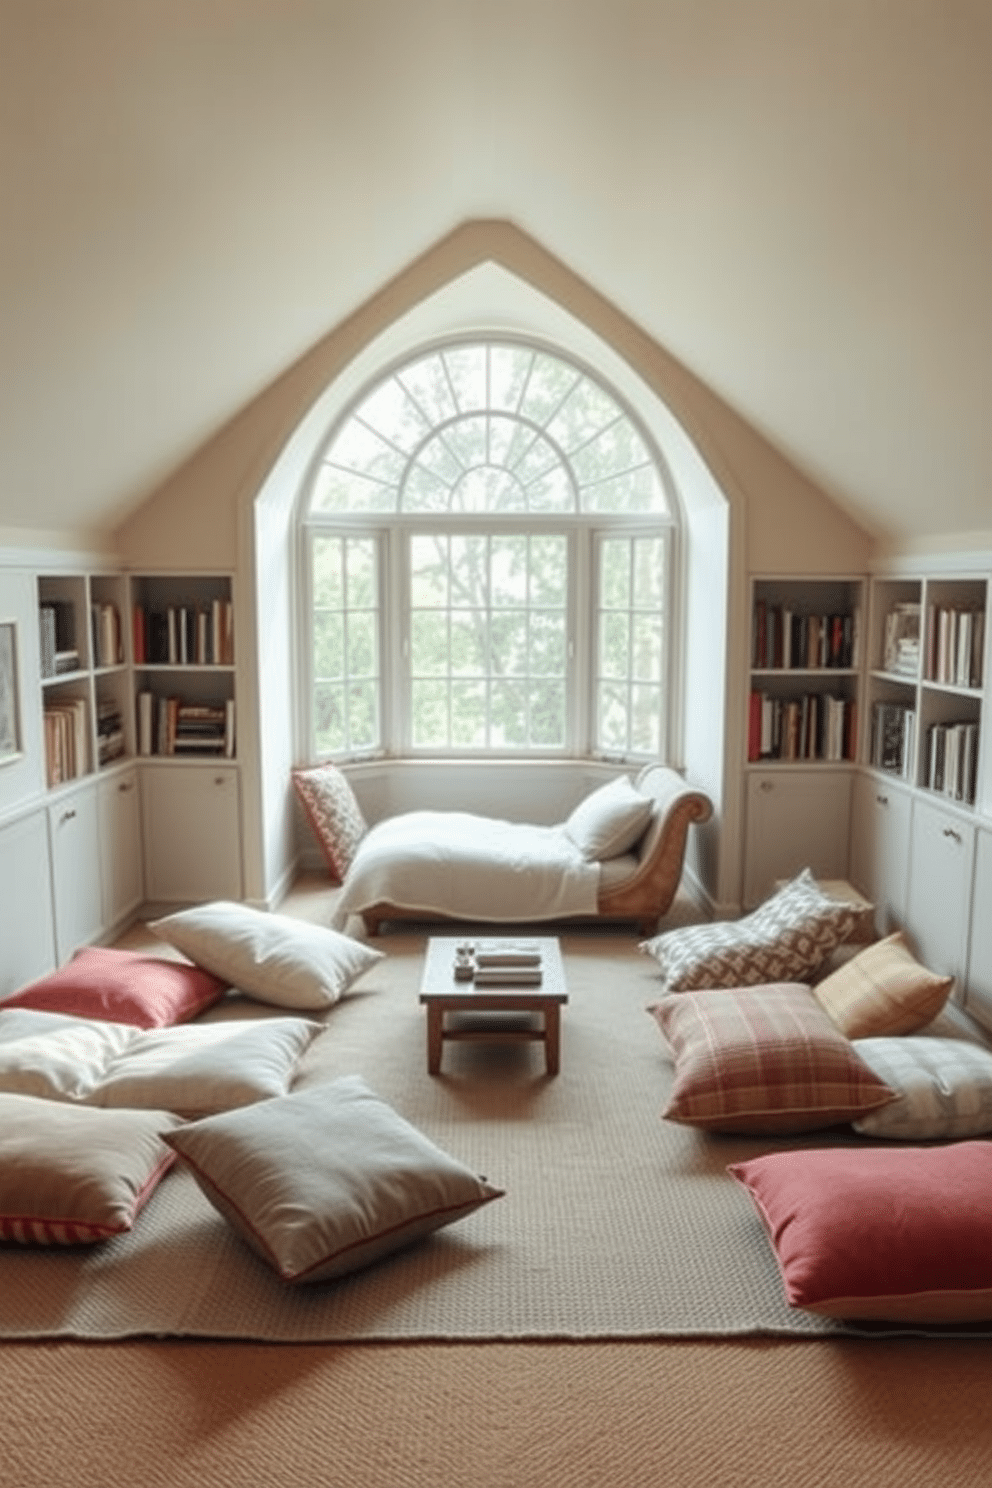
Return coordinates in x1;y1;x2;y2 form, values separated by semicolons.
0;1094;180;1245
852;1037;992;1140
641;869;860;992
649;982;895;1135
812;932;952;1037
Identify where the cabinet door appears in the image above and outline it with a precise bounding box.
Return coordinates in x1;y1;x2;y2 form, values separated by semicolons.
743;769;854;908
963;827;992;1031
904;796;976;986
98;766;143;929
0;810;57;994
48;783;104;964
142;765;242;903
848;772;912;935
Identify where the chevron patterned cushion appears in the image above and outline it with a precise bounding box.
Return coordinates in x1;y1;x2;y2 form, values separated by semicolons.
640;869;860;991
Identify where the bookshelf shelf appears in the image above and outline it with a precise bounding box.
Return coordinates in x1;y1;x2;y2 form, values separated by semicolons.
748;576;864;767
866;573;987;811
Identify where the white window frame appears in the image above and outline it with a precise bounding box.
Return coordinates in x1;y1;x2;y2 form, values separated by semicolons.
299;337;679;765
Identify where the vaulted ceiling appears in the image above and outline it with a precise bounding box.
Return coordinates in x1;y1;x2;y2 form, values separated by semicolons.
2;0;990;549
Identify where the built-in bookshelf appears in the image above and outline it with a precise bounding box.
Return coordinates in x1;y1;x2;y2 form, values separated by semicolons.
747;577;864;766
131;573;236;761
866;573;987;809
37;570;236;790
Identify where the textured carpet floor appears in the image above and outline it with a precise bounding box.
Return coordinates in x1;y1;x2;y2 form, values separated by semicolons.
4;924;989;1344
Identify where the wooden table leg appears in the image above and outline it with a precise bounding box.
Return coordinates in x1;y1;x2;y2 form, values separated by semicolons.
544;1005;561;1076
426;1004;444;1075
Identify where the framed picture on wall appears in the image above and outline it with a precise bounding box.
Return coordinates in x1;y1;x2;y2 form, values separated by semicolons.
0;622;22;764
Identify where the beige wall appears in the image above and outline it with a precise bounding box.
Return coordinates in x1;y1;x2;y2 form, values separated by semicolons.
112;222;872;908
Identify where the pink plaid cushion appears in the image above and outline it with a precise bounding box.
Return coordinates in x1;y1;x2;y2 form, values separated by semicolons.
292;763;368;882
648;982;895;1135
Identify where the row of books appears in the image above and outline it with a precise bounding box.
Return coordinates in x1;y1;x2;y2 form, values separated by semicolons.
748;691;857;762
752;602;860;671
925;720;980;805
38;602;80;678
926;605;984;690
133;600;234;667
43;698;88;787
91;603;124;669
870;701;916;778
96;696;126;767
136;691;235;757
881;602;921;678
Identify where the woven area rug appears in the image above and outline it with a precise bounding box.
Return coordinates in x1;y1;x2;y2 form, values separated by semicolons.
1;929;985;1343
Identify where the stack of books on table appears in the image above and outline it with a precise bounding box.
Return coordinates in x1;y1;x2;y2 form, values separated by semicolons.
472;942;543;986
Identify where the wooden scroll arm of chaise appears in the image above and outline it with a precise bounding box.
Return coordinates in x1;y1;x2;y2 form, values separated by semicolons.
360;764;712;938
594;763;713;937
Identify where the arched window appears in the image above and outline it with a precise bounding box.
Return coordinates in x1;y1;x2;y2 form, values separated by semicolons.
301;338;678;761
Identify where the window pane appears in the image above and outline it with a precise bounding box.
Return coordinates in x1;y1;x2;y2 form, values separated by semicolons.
444;345;487;413
314;682;346;754
347;612;377;677
633;537;666;607
327;421;405;484
399;353;457;424
491;536;527;606
490;679;527;746
488;345;531;412
310;534;380;756
529;536;568;606
530;681;566;747
490;611;528;676
348;682;378;750
354;378;429;453
347;539;377;608
599;611;630;679
313;610;344;678
631;684;661;755
313;536;343;607
580;465;664;514
450;681;486;745
600;540;630;608
529;610;566;676
412;680;448;747
598;681;630;751
519;353;579;425
631;613;663;681
450;610;487;675
411;610;448;675
411;537;449;605
450;535;488;605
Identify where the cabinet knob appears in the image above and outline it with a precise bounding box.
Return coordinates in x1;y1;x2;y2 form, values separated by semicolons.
214;777;226;787
876;794;889;807
943;827;962;844
59;809;76;826
759;780;774;793
118;781;132;793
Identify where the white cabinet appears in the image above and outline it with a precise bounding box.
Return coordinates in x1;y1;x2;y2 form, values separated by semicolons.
904;795;976;987
963;826;992;1031
0;809;56;995
97;766;143;929
141;764;242;903
743;768;853;908
848;770;913;935
47;780;104;965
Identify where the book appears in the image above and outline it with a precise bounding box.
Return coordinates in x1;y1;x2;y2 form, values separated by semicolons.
472;968;543;986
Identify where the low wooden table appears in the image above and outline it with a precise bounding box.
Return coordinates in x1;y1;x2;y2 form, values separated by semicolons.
418;936;569;1076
